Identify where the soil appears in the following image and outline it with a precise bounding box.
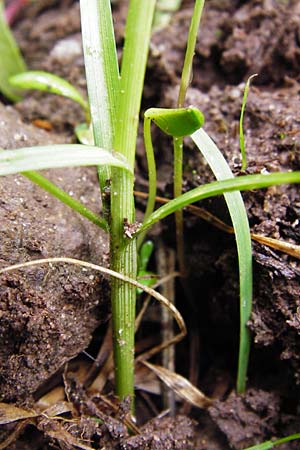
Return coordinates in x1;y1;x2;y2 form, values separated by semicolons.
1;0;300;449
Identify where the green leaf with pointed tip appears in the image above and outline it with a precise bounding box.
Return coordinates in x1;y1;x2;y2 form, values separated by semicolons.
192;128;252;393
9;71;89;112
0;144;132;175
0;1;26;101
137;171;300;234
145;107;205;137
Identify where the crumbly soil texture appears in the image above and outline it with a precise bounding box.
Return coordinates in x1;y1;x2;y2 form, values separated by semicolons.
1;0;300;449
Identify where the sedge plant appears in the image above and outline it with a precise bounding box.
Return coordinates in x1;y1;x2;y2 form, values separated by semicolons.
1;0;300;412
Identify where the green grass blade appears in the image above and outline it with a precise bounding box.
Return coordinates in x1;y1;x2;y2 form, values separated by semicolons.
243;442;274;450
9;71;89;113
24;171;108;232
178;0;205;107
80;0;120;204
243;433;300;450
192;128;252;393
137;171;300;234
240;74;257;171
0;0;26;101
0;144;132;175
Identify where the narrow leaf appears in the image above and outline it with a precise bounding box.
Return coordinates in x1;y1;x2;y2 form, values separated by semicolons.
0;144;132;175
137;171;300;234
243;433;300;450
243;443;273;450
9;71;89;112
80;0;120;200
24;171;108;231
0;0;26;101
192;128;252;393
240;74;258;171
142;360;213;408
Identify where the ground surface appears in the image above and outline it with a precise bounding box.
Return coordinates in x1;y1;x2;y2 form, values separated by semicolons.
0;0;300;448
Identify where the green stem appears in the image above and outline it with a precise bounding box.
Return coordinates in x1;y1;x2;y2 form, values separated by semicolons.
110;0;156;404
177;0;205;107
137;116;157;249
174;0;205;276
23;171;108;231
173;136;185;275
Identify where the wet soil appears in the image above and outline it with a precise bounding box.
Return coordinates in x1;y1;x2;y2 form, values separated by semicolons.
1;0;300;448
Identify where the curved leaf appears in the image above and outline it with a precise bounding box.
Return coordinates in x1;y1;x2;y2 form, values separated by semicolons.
145;107;205;137
137;171;300;234
9;71;89;112
192;128;252;393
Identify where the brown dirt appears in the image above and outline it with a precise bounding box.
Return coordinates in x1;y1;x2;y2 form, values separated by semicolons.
0;102;110;404
1;0;300;448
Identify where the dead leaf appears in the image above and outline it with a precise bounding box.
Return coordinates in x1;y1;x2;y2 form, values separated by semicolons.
42;401;73;418
142;361;213;408
0;402;38;425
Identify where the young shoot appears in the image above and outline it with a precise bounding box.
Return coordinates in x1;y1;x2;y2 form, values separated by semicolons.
239;74;258;171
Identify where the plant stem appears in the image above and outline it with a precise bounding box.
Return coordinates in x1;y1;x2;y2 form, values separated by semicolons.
137;116;157;249
174;0;205;277
173;136;185;274
110;0;156;404
177;0;205;107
